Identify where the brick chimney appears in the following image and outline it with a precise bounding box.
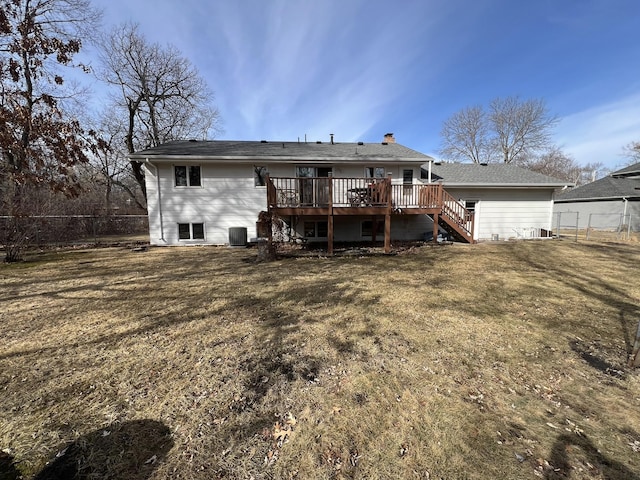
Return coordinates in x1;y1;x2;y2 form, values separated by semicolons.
383;133;396;143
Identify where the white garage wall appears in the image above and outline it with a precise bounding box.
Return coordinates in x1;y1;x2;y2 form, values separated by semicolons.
445;188;555;241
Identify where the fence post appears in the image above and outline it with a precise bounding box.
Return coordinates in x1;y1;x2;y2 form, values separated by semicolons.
628;319;640;367
586;213;592;241
575;212;579;242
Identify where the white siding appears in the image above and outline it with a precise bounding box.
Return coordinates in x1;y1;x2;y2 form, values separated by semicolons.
445;188;555;241
144;162;267;245
144;160;430;246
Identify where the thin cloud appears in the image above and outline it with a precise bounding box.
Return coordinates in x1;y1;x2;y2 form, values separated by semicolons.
206;0;445;141
555;93;640;168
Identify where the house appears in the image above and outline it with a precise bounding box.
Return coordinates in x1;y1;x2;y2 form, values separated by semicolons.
425;163;571;241
129;134;475;253
129;136;570;252
553;162;640;232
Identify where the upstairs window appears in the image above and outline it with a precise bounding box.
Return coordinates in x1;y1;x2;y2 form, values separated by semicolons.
175;165;201;187
365;167;386;178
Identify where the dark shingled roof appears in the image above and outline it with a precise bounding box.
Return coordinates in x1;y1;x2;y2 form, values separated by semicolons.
555;163;640;202
425;163;571;187
611;161;640;178
129;140;433;163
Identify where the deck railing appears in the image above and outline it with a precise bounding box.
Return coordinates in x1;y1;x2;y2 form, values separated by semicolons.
440;188;474;236
267;176;448;209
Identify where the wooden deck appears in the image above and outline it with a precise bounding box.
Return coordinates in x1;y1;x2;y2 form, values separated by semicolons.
266;176;474;253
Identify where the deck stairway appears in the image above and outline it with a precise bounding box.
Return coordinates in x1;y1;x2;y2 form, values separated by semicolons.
434;188;474;243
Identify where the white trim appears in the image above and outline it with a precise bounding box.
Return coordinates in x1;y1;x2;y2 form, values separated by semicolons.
177;222;206;241
173;164;203;188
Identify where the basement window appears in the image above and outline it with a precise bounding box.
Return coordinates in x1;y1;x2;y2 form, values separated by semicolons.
178;223;205;240
175;165;202;187
361;220;385;238
304;221;328;238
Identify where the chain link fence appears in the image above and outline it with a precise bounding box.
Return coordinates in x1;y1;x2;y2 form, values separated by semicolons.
0;215;149;248
552;212;637;242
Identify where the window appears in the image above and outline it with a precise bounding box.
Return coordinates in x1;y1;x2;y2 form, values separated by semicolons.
254;166;268;186
403;169;413;194
365;167;386;178
304;221;328;238
175;165;201;187
361;220;385;238
464;200;476;214
178;223;205;240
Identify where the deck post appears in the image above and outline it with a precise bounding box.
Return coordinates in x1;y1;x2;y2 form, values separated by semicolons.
328;173;334;255
384;213;391;253
265;174;274;249
384;174;392;253
432;213;439;244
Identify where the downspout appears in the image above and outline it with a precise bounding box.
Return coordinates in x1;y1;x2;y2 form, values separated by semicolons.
144;158;165;241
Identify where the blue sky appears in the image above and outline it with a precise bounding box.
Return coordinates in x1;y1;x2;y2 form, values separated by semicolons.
88;0;640;171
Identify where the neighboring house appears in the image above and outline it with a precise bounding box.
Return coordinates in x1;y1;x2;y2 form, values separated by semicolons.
129;136;570;251
553;162;640;232
425;163;571;241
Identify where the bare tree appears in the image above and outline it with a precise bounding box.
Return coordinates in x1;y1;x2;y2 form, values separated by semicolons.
489;97;558;164
97;23;222;199
622;141;640;164
87;108;146;210
439;105;491;164
0;0;101;261
439;96;558;164
515;147;603;186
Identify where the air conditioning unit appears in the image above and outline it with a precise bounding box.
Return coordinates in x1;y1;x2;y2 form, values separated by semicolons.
228;227;247;247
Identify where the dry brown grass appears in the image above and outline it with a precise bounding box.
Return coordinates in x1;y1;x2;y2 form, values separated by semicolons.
1;239;640;479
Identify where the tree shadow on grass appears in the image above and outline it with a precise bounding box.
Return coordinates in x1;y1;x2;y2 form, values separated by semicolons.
569;339;626;379
511;243;640;354
34;420;173;480
0;452;20;480
546;433;639;479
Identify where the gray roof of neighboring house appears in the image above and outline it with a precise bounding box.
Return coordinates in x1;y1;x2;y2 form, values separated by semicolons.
555;173;640;202
611;162;640;178
424;163;571;188
129;139;434;163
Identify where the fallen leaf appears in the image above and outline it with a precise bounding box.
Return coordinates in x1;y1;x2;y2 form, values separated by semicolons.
285;412;297;427
273;422;292;443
